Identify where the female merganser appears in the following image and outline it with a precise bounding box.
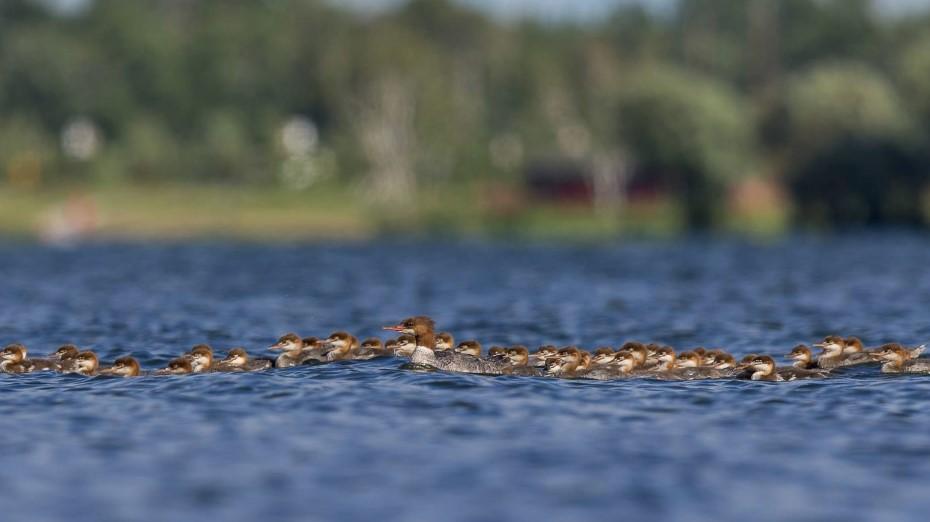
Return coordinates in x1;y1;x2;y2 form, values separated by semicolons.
787;345;817;369
215;348;273;372
356;338;389;360
156;358;193;375
454;341;481;358
270;334;322;368
870;344;930;373
435;333;455;351
187;345;214;373
73;351;99;376
384;317;506;374
99;356;142;377
530;345;558;368
321;331;359;361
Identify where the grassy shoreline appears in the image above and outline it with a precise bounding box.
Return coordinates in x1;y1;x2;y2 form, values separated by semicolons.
0;183;790;241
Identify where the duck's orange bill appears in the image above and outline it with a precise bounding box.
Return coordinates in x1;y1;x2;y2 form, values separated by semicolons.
383;325;405;332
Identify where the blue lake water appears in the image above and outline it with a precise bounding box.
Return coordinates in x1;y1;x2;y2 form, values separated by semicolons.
1;235;930;521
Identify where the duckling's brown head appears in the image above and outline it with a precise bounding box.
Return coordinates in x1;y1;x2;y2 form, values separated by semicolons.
360;338;383;352
788;344;812;362
578;351;592;370
544;357;566;375
713;353;736;369
454;341;482;357
435;332;455;351
557;347;582;365
189;345;213;371
75;351;99;374
488;346;507;358
105;356;141;377
270;333;302;352
53;344;80;360
747;355;776;374
506;346;529;366
701;349;723;366
393;334;418;357
223;348;250;367
613;350;638;372
844;337;865;354
384;338;399;354
325;331;353;348
692;347;707;357
870;343;907;362
677;351;701;368
592;348;615;365
164;357;193;374
815;336;846;355
1;344;27;363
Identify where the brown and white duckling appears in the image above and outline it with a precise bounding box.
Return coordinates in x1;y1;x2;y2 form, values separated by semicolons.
502;345;541;376
454;341;481;358
814;336;871;369
99;356;142;377
530;345;559;368
215;348;273;372
787;345;817;370
355;338;389;360
156;357;193;375
391;335;418;357
51;344;81;373
740;355;784;382
187;345;214;373
73;351;99;376
591;348;615;366
870;344;930;374
649;347;677;372
270;334;321;368
435;332;455;351
544;356;580;378
487;346;507;359
321;332;359;361
0;344;60;373
577;351;593;371
557;347;584;369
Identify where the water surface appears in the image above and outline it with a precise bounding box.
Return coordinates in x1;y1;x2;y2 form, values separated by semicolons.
1;235;929;522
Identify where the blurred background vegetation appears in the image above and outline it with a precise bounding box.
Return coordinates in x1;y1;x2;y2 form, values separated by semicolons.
3;0;930;240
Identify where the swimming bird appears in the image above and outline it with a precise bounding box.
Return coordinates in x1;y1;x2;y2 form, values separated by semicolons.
870;344;930;374
270;334;322;367
740;355;783;382
0;344;59;373
321;331;359;361
814;336;871;369
530;345;558;368
591;348;615;366
502;345;542;376
356;338;389;360
454;341;481;358
187;345;214;373
73;351;99;376
384;317;506;374
487;346;507;359
51;345;81;373
787;345;817;369
544;356;581;378
99;356;142;377
435;332;455;351
215;348;273;372
156;358;193;375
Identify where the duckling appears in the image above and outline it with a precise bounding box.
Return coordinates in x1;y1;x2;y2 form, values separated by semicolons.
649;346;677;372
0;344;59;373
321;331;358;361
270;334;321;368
503;345;542;376
187;345;214;373
73;351;99;376
99;356;142;377
215;348;273;372
435;332;455;351
591;348;615;366
584;350;639;380
1;344;33;373
786;345;817;370
870;344;930;374
392;335;418;357
51;344;81;373
156;358;193;375
741;355;783;382
577;351;593;372
487;346;507;359
454;341;481;358
544;356;580;378
556;347;585;370
356;338;389;360
814;336;871;369
530;345;558;368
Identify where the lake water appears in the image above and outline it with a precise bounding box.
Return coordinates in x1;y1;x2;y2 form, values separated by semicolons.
1;234;929;522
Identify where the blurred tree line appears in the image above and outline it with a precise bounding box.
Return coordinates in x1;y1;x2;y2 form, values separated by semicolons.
2;0;930;228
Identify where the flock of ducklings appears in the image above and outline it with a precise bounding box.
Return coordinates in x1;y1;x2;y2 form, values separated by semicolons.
0;316;927;381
